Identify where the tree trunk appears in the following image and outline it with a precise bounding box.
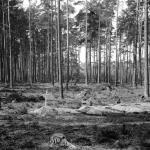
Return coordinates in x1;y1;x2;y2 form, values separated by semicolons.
8;0;12;88
105;30;108;83
55;0;59;83
144;0;149;97
38;42;41;82
138;21;142;85
47;12;50;82
57;0;64;98
2;0;7;84
126;45;129;83
51;0;54;86
97;9;101;83
66;0;69;89
29;0;32;87
132;41;137;87
108;21;112;84
89;43;92;82
93;41;96;82
118;34;121;84
85;0;88;85
34;32;37;82
137;0;142;85
115;0;119;86
20;39;23;82
95;41;98;82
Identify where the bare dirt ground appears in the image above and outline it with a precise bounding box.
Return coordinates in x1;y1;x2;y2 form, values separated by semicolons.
0;83;150;150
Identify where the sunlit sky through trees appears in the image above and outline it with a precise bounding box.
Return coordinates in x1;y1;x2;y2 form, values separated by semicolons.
23;0;127;63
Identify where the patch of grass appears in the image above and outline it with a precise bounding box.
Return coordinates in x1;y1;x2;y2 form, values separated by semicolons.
96;128;119;144
4;93;45;103
74;137;92;146
7;103;15;109
20;140;36;149
15;106;28;114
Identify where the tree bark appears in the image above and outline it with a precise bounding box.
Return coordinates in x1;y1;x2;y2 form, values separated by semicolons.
66;0;69;89
97;9;101;83
85;0;88;85
55;0;59;83
29;0;32;87
51;0;54;86
8;0;12;88
108;21;112;84
57;0;64;99
89;42;92;82
126;45;129;83
2;0;7;84
115;0;119;86
137;0;142;85
47;11;50;82
144;0;149;97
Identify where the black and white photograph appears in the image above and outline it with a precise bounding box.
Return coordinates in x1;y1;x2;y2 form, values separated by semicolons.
0;0;150;149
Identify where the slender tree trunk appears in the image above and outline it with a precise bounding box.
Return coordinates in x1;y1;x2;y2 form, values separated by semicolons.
104;38;107;82
132;0;139;88
95;41;98;82
44;34;47;82
132;41;137;87
115;0;119;86
0;33;2;82
66;0;69;89
108;21;112;84
57;0;63;98
29;0;32;86
38;42;41;82
123;52;125;84
144;0;149;97
20;39;23;81
126;45;129;83
55;0;59;82
119;53;122;85
105;30;108;82
34;32;37;82
8;0;12;88
118;34;121;84
2;0;7;84
138;0;142;85
139;21;142;85
129;45;132;83
97;8;101;83
51;0;54;86
89;42;92;82
47;12;50;82
93;41;96;82
85;0;88;85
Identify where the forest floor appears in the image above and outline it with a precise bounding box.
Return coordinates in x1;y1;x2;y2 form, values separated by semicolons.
0;83;150;150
